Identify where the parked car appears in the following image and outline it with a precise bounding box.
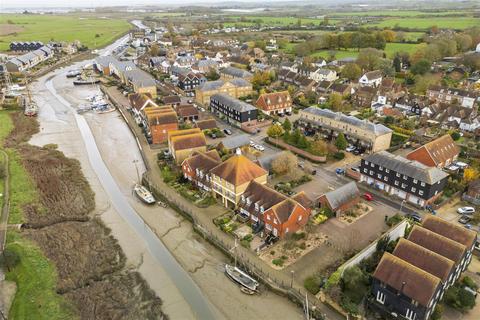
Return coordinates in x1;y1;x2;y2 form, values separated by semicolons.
346;145;356;152
363;193;373;201
407;213;422;223
335;168;345;175
455;161;469;169
223;128;232;135
458;215;471;224
457;207;476;215
250;141;255;147
464;223;473;230
254;144;265;151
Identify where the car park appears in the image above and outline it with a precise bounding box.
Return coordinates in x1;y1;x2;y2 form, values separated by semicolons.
458;215;471;224
335;168;345;175
457;207;475;215
363;193;373;201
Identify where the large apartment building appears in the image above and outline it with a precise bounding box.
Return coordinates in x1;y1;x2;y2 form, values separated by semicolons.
210;93;258;129
299;107;392;153
195;78;253;105
360;151;449;207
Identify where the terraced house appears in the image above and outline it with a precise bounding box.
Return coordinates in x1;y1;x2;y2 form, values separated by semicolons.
360;151;449;207
181;150;221;192
406;134;460;168
238;181;312;238
177;72;206;93
168;129;207;164
299;107;392;153
256;91;292;116
427;85;479;109
371;216;476;320
209;150;267;208
195;78;253;105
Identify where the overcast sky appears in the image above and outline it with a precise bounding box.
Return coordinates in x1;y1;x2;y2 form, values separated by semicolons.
1;0;274;7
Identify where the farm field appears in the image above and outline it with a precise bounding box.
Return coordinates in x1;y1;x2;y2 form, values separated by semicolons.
310;49;359;60
223;15;324;27
367;17;480;30
0;14;131;51
327;10;470;17
384;43;420;58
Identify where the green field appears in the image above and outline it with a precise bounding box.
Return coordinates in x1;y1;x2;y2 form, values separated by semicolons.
0;14;131;51
368;17;479;30
328;10;470;17
223;15;323;27
384;43;420;58
310;49;358;59
0;111;75;319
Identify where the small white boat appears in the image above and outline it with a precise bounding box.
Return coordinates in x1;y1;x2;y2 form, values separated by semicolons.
133;184;155;204
8;84;26;91
24;102;38;117
66;69;82;78
225;264;259;291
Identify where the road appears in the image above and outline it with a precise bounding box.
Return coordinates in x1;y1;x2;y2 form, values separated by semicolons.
0;150;9;254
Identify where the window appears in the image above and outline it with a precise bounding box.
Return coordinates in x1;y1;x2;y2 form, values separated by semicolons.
421;182;425;187
267;215;271;221
298;215;303;222
370;170;374;175
363;168;368;173
395;180;399;186
413;179;418;184
377;174;382;179
379;166;383;171
406;309;416;320
411;187;416;192
403;175;408;180
396;173;400;178
385;168;390;173
402;183;407;188
376;291;386;304
384;176;388;182
370;163;374;168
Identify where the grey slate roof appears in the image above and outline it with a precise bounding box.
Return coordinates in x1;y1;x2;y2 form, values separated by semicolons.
198;79;224;91
220;66;252;79
302;107;392;136
220;134;250;149
364;151;449;184
324;182;360;210
211;93;256;112
95;56;118;68
229;78;250;87
125;69;156;87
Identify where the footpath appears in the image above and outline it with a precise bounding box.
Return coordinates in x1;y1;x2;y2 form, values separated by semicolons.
103;86;344;320
0;149;17;319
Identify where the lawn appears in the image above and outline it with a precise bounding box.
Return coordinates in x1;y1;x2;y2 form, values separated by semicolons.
310;49;359;59
384;43;420;58
0;14;131;51
368;17;480;30
4;231;77;320
223;15;323;27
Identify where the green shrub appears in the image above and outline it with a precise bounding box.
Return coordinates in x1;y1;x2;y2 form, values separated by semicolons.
333;151;345;160
272;258;284;267
386;214;403;227
325;269;342;290
462;276;478;290
340;296;359;315
304;275;322;295
292;232;306;241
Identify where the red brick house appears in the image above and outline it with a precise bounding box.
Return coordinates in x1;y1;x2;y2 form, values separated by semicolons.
144;107;179;144
176;104;199;122
406;134;459;168
181;150;221;191
317;181;360;217
238;181;312;238
256;91;292;116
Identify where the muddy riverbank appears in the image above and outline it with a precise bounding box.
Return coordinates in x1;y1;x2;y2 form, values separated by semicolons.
28;55;304;319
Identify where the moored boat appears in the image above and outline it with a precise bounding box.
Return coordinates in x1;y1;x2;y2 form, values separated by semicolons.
66;69;82;78
133;184;155;204
73;77;101;85
225;264;259;291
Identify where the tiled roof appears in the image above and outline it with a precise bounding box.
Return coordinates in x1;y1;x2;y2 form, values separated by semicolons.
183;150;221;173
210;153;267;186
373;253;441;307
393;238;454;283
256;91;291;108
407;134;460;167
176;104;199;118
146;111;178;126
162;95;181;104
220;66;252;78
291;192;312;209
323;182;360;211
128;93;156;111
422;215;477;249
195;119;217;130
408;226;466;265
363;70;382;81
171;132;206;151
364;151;448;184
240;181;287;212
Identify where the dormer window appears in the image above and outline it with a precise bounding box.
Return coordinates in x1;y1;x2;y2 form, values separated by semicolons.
255;203;259;211
260;206;264;213
241;195;245;202
246;198;251;206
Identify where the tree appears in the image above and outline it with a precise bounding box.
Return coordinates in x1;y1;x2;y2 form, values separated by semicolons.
341;63;362;81
271;152;302;180
411;59;431;75
341;266;369;304
282;118;292;132
451;131;461;141
328;93;343;111
267;124;284;139
205;68;220;81
378;59;395;77
356;48;383;71
393;54;402;72
149;44;160;56
291;128;302;145
463;168;479;183
381;30;396;43
310;140;328;156
335;133;348;150
431;305;443;320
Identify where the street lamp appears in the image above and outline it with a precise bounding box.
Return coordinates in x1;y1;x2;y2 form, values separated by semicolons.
291;270;295;288
132;159;140;184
